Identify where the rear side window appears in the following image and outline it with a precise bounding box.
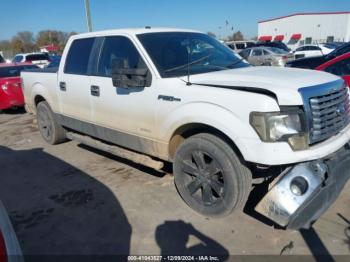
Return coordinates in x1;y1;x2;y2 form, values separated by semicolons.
26;54;49;62
252;49;262;56
64;38;95;75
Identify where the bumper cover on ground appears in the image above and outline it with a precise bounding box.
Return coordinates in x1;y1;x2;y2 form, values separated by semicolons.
256;144;350;230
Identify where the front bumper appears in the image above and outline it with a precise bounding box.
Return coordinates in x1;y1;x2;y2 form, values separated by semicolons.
255;143;350;229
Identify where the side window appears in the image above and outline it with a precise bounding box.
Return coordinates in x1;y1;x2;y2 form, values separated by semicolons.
325;58;350;76
309;46;321;51
64;38;95;75
97;36;147;77
263;50;270;55
13;55;23;63
252;49;262;56
296;47;305;52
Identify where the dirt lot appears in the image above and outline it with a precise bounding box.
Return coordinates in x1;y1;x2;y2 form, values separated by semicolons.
0;110;349;259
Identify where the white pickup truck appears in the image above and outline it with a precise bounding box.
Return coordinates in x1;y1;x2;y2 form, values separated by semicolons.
22;28;350;229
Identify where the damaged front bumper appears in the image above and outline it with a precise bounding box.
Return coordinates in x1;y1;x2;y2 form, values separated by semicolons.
255;144;350;230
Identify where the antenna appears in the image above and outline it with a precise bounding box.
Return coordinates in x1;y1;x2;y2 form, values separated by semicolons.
186;38;192;86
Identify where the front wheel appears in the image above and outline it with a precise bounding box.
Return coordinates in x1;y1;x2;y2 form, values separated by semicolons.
37;101;67;145
173;133;252;217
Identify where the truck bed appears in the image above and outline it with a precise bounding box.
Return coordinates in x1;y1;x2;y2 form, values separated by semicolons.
21;69;59;114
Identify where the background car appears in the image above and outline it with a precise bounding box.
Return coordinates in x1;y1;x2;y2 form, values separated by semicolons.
293;44;334;59
12;53;50;68
316;52;350;86
0;63;38;110
46;55;61;68
254;41;291;52
286;42;350;69
239;46;294;66
0;201;23;262
226;40;256;52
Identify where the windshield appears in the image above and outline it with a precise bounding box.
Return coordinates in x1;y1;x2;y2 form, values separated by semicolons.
137;32;249;78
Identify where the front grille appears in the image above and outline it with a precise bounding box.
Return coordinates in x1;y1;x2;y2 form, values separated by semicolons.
299;80;350;145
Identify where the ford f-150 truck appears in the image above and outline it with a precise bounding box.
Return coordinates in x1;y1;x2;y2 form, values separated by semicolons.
21;28;350;229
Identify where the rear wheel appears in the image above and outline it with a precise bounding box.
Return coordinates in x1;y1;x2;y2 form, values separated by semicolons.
37;101;66;145
173;133;252;217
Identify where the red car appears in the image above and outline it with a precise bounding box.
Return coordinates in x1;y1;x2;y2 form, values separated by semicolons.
316;52;350;86
0;63;38;110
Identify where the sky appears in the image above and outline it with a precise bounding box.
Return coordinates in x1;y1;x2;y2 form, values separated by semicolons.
1;0;350;40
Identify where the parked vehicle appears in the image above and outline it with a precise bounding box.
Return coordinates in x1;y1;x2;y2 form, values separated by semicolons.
316;52;350;86
254;41;290;52
47;55;61;68
22;28;350;229
286;42;350;69
12;53;50;68
0;201;23;262
239;47;294;66
293;44;334;59
0;63;38;110
226;40;256;52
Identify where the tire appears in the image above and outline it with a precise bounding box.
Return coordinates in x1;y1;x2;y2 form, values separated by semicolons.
173;133;252;217
36;101;67;145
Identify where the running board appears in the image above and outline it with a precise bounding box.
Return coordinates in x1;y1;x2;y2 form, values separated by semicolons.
66;132;164;170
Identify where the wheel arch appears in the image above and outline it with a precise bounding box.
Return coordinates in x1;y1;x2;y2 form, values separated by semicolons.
168;122;245;162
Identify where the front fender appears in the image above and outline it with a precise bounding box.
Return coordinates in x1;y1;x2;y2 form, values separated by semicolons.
158;102;259;161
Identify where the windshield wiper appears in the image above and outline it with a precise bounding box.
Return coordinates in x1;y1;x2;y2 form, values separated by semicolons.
164;53;212;73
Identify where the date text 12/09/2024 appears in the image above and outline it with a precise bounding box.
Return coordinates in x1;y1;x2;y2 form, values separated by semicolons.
128;255;222;261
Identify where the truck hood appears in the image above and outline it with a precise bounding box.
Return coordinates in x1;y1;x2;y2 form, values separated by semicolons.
182;66;340;105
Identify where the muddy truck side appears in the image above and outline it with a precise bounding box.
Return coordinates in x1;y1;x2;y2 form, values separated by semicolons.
21;28;350;229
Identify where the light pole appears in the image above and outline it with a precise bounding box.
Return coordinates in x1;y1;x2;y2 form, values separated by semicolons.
84;0;93;32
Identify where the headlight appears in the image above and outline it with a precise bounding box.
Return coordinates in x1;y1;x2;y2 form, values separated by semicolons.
250;110;309;150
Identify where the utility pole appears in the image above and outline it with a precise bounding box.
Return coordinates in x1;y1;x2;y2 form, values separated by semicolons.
84;0;93;32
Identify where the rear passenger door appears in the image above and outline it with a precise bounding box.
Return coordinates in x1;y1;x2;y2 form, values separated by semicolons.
58;37;95;122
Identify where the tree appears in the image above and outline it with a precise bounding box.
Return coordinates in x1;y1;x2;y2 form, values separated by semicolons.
36;30;77;52
207;32;216;38
11;31;35;52
226;31;244;41
232;31;244;41
10;37;25;53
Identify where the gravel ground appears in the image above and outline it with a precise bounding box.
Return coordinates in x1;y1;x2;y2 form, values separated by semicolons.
0;109;349;260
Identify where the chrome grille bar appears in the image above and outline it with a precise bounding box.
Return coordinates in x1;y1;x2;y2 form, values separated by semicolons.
299;79;350;144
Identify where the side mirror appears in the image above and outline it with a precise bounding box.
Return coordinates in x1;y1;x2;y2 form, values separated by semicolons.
112;65;151;88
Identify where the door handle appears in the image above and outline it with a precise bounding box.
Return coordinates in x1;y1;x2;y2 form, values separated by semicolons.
90;85;100;97
59;81;66;91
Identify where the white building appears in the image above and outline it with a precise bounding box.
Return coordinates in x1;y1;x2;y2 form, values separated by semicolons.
258;12;350;48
